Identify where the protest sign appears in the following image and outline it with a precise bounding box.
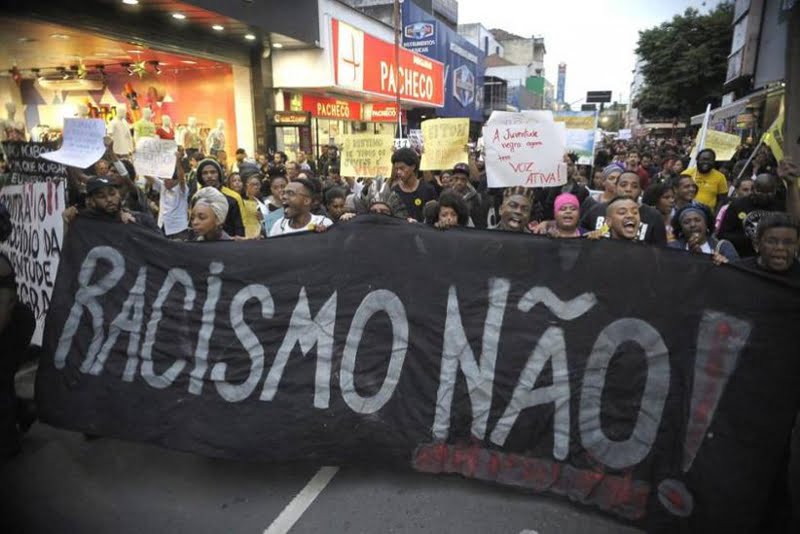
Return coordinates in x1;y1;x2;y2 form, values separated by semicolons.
483;114;567;188
40;118;106;169
555;112;597;165
340;134;394;177
393;138;411;150
618;129;632;140
564;129;596;165
689;130;741;162
0;181;65;345
420;118;469;171
554;111;597;130
1;141;65;185
40;217;800;532
408;129;424;152
133;138;178;178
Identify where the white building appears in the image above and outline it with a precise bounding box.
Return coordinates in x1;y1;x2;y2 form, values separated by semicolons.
457;23;504;57
628;57;647;129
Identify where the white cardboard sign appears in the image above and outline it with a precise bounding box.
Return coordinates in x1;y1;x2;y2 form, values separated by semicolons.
483;114;567;188
134;138;178;179
40;119;107;169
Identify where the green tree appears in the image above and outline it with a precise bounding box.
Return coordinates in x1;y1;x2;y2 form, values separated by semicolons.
634;3;733;123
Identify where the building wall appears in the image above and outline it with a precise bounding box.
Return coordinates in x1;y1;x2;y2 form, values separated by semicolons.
458;23;503;57
753;0;787;88
498;38;545;75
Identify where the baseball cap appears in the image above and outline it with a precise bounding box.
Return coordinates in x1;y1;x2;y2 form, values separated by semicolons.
451;163;469;176
86;177;116;195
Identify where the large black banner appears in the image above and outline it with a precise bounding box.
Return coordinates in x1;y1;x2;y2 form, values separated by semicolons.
38;217;800;531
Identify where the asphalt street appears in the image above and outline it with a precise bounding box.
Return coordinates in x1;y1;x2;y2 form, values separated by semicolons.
2;366;645;534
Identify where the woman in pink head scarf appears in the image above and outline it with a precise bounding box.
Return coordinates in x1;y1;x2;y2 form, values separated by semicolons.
549;193;585;239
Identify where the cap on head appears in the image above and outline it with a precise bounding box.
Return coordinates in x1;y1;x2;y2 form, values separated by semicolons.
451;163;469;176
86;177;116;196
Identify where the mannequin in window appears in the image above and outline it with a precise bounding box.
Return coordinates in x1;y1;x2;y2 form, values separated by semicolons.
206;119;225;157
182;116;202;158
133;107;156;144
108;106;134;156
156;115;175;140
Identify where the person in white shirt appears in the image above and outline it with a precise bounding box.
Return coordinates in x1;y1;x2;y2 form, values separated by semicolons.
269;178;332;237
150;152;189;239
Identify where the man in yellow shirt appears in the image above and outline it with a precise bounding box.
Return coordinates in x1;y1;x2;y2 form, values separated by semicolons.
683;148;728;211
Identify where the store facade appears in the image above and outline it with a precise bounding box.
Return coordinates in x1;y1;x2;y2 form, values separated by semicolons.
402;0;485;131
271;0;445;158
0;0;322;155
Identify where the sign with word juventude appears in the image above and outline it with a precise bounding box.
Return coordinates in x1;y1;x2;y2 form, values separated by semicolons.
483;113;567;188
340;134;394;177
420;118;469;171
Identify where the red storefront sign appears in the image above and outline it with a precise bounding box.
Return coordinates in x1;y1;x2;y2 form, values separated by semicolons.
332;18;445;108
302;95;362;120
363;102;405;123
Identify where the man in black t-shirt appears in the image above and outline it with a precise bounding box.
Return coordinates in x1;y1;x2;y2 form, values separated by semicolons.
391;148;437;222
63;177;160;233
718;173;784;258
580;171;667;245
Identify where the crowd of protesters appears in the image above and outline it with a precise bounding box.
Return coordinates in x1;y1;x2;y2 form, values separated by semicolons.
42;132;798;283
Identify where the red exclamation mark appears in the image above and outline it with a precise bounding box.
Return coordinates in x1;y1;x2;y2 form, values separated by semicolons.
682;311;751;472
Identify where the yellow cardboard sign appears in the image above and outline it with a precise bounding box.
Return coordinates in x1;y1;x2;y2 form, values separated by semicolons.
420;118;469;171
690;130;741;161
340;134;394;178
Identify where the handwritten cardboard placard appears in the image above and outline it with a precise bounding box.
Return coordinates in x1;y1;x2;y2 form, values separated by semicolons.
618;129;632;140
689;130;741;161
340;134;394;178
420;118;469;171
484;115;567;188
40;118;106;169
134;138;178;178
0;181;65;345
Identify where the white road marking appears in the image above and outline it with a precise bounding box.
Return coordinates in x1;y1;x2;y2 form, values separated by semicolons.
263;466;339;534
519;530;540;534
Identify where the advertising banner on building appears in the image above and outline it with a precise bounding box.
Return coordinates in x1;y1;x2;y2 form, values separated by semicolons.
332;19;445;108
402;1;485;121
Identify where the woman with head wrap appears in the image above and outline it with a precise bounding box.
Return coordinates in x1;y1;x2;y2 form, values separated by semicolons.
668;203;738;264
190;187;232;241
195;158;245;237
597;164;623;204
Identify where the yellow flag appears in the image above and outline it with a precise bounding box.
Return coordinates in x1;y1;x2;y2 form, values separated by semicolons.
761;108;784;162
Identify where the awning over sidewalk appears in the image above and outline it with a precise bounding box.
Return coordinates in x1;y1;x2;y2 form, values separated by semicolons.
691;88;769;126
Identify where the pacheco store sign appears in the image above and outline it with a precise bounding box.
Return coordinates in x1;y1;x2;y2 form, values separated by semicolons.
332;18;445;108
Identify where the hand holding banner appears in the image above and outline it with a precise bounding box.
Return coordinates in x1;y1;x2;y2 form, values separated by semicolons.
483;114;567;188
134;138;178;178
40;118;106;169
340;134;394;178
420;118;469;170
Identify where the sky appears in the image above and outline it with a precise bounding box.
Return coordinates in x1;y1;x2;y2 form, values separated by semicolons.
458;0;725;107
